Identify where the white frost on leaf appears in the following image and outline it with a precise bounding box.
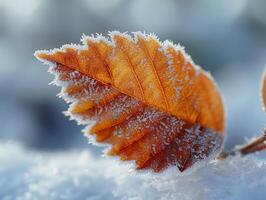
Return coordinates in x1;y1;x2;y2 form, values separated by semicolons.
1;141;266;200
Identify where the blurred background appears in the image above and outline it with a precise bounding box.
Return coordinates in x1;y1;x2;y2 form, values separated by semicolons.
0;0;265;154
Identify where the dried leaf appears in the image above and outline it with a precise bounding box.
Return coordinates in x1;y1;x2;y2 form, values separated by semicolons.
35;31;225;172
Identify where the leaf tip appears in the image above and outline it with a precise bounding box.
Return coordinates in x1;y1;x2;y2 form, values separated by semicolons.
34;50;48;60
34;50;57;66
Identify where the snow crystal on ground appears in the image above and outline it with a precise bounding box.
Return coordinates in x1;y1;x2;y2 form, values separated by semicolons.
1;141;266;200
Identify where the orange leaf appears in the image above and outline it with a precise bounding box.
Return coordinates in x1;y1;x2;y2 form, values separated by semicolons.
35;31;225;172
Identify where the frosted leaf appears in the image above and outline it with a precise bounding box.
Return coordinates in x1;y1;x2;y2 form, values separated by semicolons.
35;31;225;172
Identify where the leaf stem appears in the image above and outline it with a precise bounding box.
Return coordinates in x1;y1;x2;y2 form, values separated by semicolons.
218;130;266;159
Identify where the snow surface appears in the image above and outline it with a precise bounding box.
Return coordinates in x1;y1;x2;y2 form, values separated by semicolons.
1;141;266;200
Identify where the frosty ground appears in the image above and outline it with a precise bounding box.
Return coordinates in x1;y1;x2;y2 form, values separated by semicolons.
1;141;266;200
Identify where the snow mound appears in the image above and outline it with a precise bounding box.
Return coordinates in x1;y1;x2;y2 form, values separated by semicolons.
1;141;266;200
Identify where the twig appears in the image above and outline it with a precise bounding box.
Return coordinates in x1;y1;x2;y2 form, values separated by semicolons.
218;130;266;160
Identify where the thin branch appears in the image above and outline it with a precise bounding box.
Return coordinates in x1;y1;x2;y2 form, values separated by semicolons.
218;130;266;160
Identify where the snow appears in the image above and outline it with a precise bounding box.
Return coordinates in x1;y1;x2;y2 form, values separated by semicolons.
1;141;266;200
